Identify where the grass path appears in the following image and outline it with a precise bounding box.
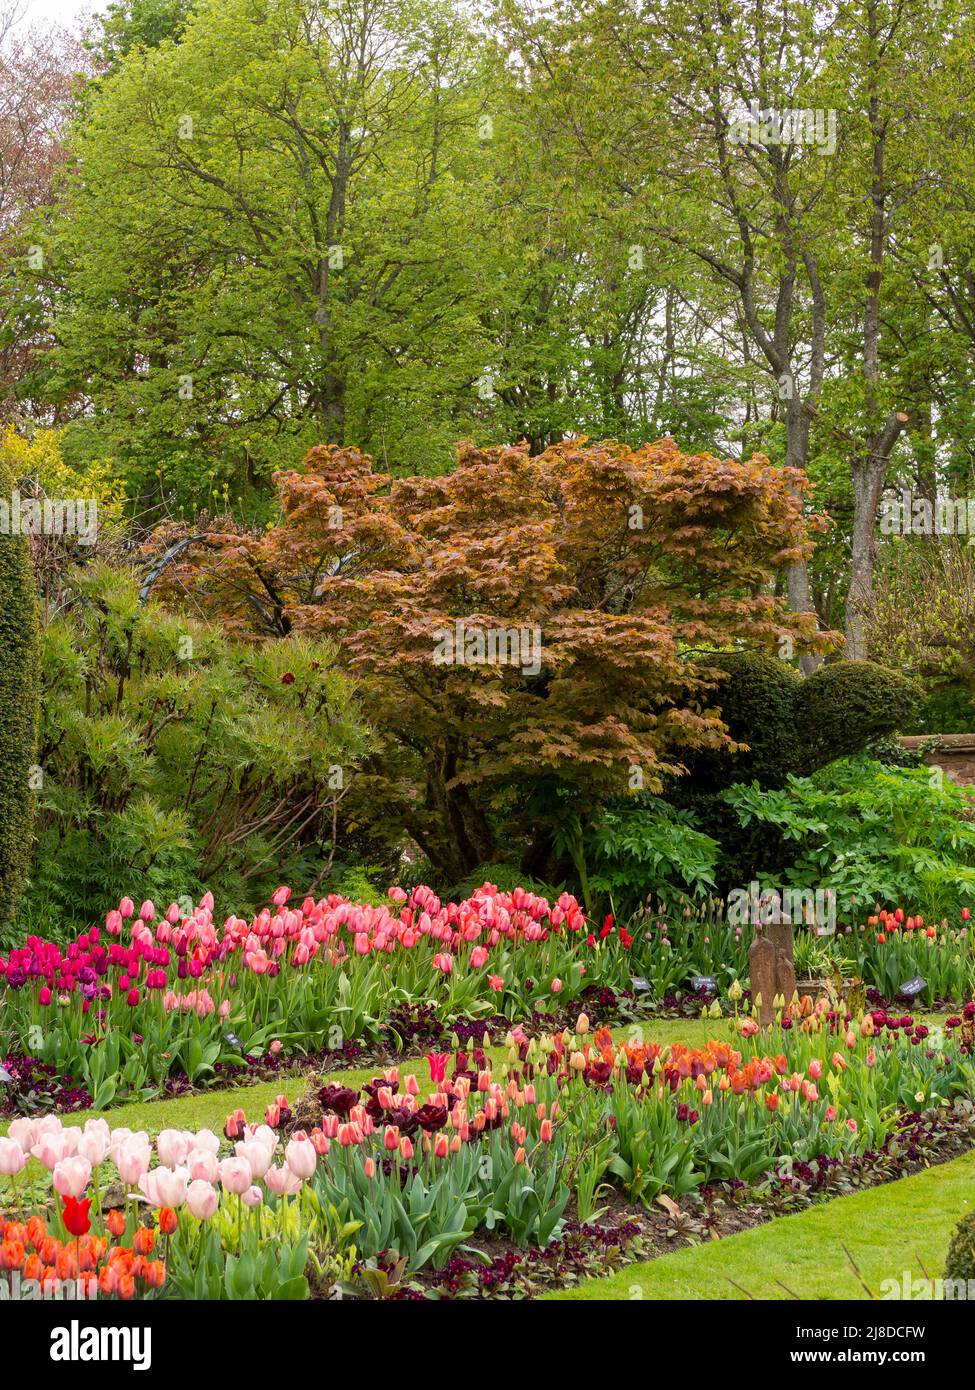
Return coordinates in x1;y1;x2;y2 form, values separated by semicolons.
545;1147;975;1301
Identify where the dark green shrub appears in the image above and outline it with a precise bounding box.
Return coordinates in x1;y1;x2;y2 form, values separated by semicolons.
0;453;39;931
944;1208;975;1286
682;653;921;793
909;682;975;735
668;654;920;894
796;661;920;772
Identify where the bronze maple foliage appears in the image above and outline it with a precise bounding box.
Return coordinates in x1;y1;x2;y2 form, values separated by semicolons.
153;437;832;881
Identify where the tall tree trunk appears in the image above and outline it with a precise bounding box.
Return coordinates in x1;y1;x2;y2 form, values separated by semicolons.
845;412;908;659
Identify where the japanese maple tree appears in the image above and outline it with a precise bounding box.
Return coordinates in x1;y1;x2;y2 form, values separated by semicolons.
155;437;830;882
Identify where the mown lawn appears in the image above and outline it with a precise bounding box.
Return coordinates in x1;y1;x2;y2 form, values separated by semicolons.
545;1147;975;1301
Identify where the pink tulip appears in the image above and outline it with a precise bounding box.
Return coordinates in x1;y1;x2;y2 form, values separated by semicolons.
31;1132;73;1170
236;1141;274;1181
53;1156;92;1199
470;946;488;969
218;1157;253;1195
140;900;156;921
242;1185;263;1207
156;1129;190;1169
77;1130;110;1167
116;1138;152;1186
285;1136;317;1181
119;897;135;919
265;1164;302;1196
186;1179;219;1220
272;886;291;906
0;1137;27;1177
184;1146;217;1181
139;1165;189;1208
7;1118;36;1151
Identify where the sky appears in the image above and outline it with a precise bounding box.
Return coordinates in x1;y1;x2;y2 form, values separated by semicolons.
14;0;93;33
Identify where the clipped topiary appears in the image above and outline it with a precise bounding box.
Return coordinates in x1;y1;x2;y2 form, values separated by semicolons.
0;452;39;928
795;661;920;774
679;653;921;793
944;1208;975;1286
668;653;922;894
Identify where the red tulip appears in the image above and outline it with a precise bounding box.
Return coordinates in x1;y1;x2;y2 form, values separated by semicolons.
426;1053;448;1084
61;1196;92;1238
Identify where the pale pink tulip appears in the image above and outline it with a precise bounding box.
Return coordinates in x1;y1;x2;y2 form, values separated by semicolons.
186;1179;219;1220
0;1137;27;1176
285;1136;317;1181
264;1164;302;1196
115;1138;152;1186
53;1156;92;1199
156;1129;190;1169
139;1165;189;1208
218;1157;253;1195
186;1148;219;1183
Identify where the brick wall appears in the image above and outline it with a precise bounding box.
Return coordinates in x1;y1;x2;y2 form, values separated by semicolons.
898;735;975;786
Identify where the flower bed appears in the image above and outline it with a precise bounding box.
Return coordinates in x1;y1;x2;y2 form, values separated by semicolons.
0;885;638;1107
4;883;975;1115
4;997;973;1301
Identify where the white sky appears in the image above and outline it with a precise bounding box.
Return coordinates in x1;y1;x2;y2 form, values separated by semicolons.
14;0;94;33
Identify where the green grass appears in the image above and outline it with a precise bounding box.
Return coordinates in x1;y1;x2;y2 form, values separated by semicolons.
545;1147;975;1300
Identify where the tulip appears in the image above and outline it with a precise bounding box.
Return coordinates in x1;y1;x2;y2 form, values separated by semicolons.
242;1186;263;1208
61;1196;92;1238
139;1166;189;1209
156;1130;190;1169
53;1156;92;1199
116;1139;152;1186
284;1136;317;1181
186;1180;219;1221
264;1165;302;1196
187;1148;219;1183
106;1209;126;1238
237;1141;274;1181
134;1226;156;1256
0;1138;27;1177
217;1158;252;1195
